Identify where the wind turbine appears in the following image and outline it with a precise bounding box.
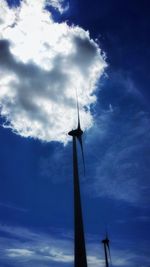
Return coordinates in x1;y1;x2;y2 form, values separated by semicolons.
102;233;112;267
68;90;87;267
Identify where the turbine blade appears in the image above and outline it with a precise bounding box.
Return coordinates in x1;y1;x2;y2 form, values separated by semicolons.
106;242;112;266
105;229;112;265
104;243;109;267
75;88;81;129
77;135;85;175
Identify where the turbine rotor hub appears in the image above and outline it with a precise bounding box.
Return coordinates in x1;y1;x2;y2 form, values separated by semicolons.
68;128;83;137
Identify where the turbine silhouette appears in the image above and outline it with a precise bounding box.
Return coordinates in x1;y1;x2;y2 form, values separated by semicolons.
68;90;87;267
102;233;112;267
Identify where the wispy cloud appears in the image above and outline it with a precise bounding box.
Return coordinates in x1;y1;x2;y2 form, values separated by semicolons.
86;108;150;205
0;224;149;267
6;248;34;257
0;224;73;266
0;202;28;213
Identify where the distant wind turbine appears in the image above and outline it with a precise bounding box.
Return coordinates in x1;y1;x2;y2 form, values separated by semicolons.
68;89;87;267
102;232;112;267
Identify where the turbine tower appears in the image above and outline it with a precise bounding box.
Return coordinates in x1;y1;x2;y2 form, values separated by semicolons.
68;91;87;267
102;233;112;267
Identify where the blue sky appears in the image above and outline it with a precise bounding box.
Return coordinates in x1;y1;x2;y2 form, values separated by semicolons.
0;0;150;266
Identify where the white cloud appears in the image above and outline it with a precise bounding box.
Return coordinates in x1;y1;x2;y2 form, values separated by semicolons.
0;0;106;143
47;0;69;13
6;248;34;257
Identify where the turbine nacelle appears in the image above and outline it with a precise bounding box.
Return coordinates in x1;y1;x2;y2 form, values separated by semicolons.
68;127;83;138
102;237;109;245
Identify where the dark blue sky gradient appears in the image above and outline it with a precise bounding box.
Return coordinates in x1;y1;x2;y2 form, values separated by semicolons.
1;0;150;266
